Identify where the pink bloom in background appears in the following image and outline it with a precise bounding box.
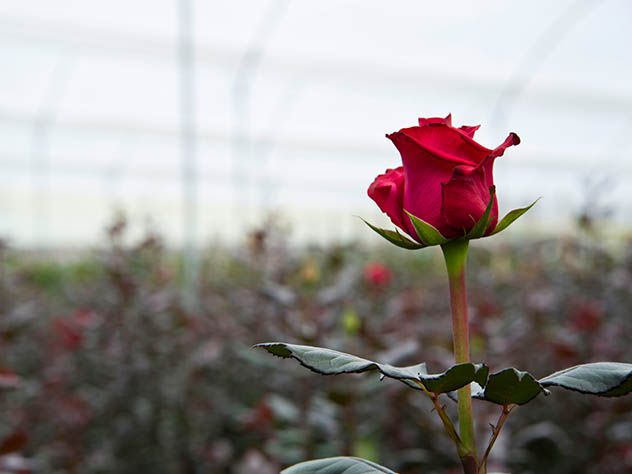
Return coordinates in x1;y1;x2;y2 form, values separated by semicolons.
368;114;520;240
53;317;84;351
363;262;393;288
52;309;100;352
0;369;20;390
569;299;603;333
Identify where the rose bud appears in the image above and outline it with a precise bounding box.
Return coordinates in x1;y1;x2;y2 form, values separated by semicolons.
366;114;534;248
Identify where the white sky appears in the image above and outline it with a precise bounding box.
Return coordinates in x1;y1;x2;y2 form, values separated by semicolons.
1;0;631;247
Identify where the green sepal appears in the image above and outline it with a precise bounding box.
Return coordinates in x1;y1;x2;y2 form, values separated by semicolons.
405;211;449;246
361;218;424;250
540;362;632;397
282;457;396;474
256;342;487;394
466;186;495;239
492;198;540;235
473;367;548;406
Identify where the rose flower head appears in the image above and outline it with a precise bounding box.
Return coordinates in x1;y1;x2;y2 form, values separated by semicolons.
365;114;536;249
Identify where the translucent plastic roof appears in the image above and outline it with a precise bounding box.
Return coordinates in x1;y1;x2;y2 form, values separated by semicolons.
1;1;631;246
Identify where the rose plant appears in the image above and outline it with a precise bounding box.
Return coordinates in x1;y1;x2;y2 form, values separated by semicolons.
256;115;632;474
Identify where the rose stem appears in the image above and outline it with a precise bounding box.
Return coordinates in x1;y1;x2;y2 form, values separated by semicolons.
441;239;477;473
478;405;515;474
415;381;463;452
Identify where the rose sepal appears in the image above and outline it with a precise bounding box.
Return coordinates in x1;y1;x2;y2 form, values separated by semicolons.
361;218;425;250
491;198;540;235
365;192;539;251
465;186;496;239
405;211;449;246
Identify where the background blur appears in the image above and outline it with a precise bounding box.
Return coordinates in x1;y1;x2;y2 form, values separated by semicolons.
2;0;632;247
1;1;632;474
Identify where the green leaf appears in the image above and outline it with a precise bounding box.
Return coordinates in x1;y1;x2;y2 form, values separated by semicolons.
282;457;397;474
404;211;448;246
492;198;540;235
361;218;424;250
474;368;547;406
421;362;489;394
466;186;495;239
256;342;487;394
540;362;632;397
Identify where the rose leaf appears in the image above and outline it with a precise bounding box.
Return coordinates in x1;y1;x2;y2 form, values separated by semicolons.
540;362;632;397
473;367;548;406
282;456;397;474
255;342;487;394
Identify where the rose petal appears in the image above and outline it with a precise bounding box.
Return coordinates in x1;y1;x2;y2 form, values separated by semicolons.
387;132;455;237
396;124;492;166
388;124;496;237
418;114;480;139
441;162;498;235
418;114;452;127
458;124;480;138
481;132;521;190
441;132;520;235
367;167;408;233
490;132;521;159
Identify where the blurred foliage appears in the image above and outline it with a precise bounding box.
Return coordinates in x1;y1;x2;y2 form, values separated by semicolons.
0;215;631;474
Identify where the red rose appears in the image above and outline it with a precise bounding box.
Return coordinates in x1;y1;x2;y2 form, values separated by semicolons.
368;114;520;240
53;316;84;351
569;299;603;333
363;262;393;288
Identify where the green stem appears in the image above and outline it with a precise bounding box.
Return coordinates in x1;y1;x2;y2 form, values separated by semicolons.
442;239;477;469
478;405;514;474
415;381;463;452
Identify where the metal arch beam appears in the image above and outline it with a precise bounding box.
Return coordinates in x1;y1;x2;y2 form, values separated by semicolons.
29;53;75;247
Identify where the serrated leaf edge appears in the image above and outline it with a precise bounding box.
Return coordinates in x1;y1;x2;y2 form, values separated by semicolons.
256;342;487;394
281;456;397;474
474;367;549;406
539;362;632;397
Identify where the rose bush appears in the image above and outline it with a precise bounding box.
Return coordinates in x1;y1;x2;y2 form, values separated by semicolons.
368;114;520;240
